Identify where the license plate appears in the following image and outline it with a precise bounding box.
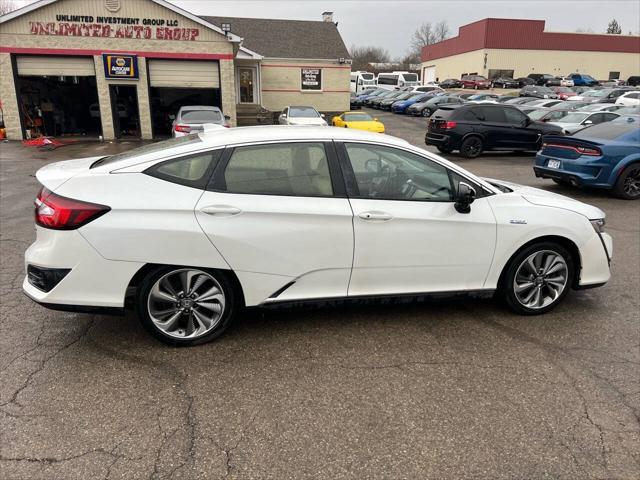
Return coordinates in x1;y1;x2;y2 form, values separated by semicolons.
548;159;561;169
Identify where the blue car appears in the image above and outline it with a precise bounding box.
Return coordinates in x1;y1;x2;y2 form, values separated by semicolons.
534;119;640;199
569;73;599;86
391;93;431;113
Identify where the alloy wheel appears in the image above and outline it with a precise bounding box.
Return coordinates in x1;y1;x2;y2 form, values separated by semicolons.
513;250;568;309
623;166;640;198
461;137;482;157
147;269;225;339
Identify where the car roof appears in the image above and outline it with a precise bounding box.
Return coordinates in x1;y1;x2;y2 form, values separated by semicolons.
99;126;411;172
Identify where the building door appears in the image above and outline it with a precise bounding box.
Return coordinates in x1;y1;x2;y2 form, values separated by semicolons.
423;66;436;84
109;85;140;138
237;67;258;104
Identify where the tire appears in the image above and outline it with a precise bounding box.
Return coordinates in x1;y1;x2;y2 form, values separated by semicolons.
437;145;453;154
459;136;483;158
136;266;237;346
612;164;640;200
421;108;432;117
503;242;575;315
474;84;478;90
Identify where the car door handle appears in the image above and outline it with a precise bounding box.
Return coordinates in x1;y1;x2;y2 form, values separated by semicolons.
358;211;393;221
200;205;242;216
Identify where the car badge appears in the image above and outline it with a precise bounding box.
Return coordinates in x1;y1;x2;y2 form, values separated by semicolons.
509;219;527;225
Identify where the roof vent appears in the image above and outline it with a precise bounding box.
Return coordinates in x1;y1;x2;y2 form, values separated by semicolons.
322;11;334;22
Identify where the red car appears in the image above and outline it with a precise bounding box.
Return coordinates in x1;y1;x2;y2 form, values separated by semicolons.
552;86;577;100
461;75;491;89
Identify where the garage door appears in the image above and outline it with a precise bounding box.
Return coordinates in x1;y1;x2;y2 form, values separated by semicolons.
148;60;220;88
423;66;436;84
16;56;95;76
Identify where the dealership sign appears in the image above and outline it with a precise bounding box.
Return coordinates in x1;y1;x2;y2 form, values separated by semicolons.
103;54;139;79
29;15;200;41
301;68;322;91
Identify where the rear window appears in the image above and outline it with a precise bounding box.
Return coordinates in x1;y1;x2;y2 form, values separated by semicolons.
181;110;222;123
573;123;639;140
91;135;202;168
289;107;320;118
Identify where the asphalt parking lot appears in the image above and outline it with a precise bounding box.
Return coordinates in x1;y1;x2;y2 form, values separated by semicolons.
1;115;639;480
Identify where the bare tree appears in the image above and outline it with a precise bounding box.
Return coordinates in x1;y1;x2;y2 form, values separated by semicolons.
409;20;450;59
349;45;391;71
0;0;18;15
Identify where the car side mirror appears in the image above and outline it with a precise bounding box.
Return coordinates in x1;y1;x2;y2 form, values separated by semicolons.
365;158;382;173
455;182;476;214
321;114;326;118
583;120;593;125
373;118;379;121
280;113;287;118
522;117;531;126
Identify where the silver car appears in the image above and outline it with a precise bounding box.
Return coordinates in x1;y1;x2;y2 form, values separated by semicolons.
548;111;620;134
278;106;327;126
172;106;229;137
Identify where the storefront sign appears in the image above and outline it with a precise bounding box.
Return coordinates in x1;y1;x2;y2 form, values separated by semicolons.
103;54;139;79
29;17;200;41
301;68;322;91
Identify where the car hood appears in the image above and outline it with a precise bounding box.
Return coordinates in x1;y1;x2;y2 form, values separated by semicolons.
484;178;605;219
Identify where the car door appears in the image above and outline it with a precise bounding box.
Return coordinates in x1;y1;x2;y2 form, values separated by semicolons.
503;107;541;150
475;106;512;149
195;141;354;304
337;142;497;296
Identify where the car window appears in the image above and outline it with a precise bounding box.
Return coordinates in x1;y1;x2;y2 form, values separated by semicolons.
344;143;454;201
589;113;604;123
289;107;320;118
602;113;618;121
92;134;202;168
224;143;333;197
478;106;506;122
180;109;222;123
146;150;221;189
504;107;528;124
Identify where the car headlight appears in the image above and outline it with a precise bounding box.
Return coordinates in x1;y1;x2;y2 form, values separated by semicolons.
590;218;606;233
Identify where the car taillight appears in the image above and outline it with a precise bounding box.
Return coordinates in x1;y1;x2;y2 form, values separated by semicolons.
35;187;110;230
174;124;191;133
576;146;601;156
443;121;457;129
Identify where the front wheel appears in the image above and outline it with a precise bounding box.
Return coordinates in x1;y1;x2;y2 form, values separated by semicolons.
136;267;237;346
421;108;432;117
503;243;574;315
612;164;640;200
460;136;483;158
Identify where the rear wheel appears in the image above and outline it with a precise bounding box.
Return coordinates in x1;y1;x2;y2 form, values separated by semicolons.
612;164;640;200
460;136;483;158
421;108;432;117
137;266;237;346
503;243;574;315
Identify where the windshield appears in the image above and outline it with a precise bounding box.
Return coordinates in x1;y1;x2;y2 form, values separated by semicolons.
91;135;202;168
616;107;640;115
558;112;590;123
289;107;320;118
181;109;222;123
344;113;373;121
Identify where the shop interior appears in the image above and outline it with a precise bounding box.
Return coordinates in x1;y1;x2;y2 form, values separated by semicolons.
17;75;102;139
109;85;141;139
150;87;221;136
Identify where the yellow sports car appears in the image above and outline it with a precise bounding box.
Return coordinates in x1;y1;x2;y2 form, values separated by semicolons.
331;112;385;133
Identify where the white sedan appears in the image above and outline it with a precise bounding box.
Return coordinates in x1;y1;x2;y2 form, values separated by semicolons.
615;91;640;106
278;106;327;126
25;127;612;345
548;111;620;134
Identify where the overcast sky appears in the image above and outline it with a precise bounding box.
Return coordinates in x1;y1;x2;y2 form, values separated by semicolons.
11;0;640;58
172;0;640;58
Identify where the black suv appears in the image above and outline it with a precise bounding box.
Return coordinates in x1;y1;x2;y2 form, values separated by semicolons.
528;73;561;86
425;104;563;158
